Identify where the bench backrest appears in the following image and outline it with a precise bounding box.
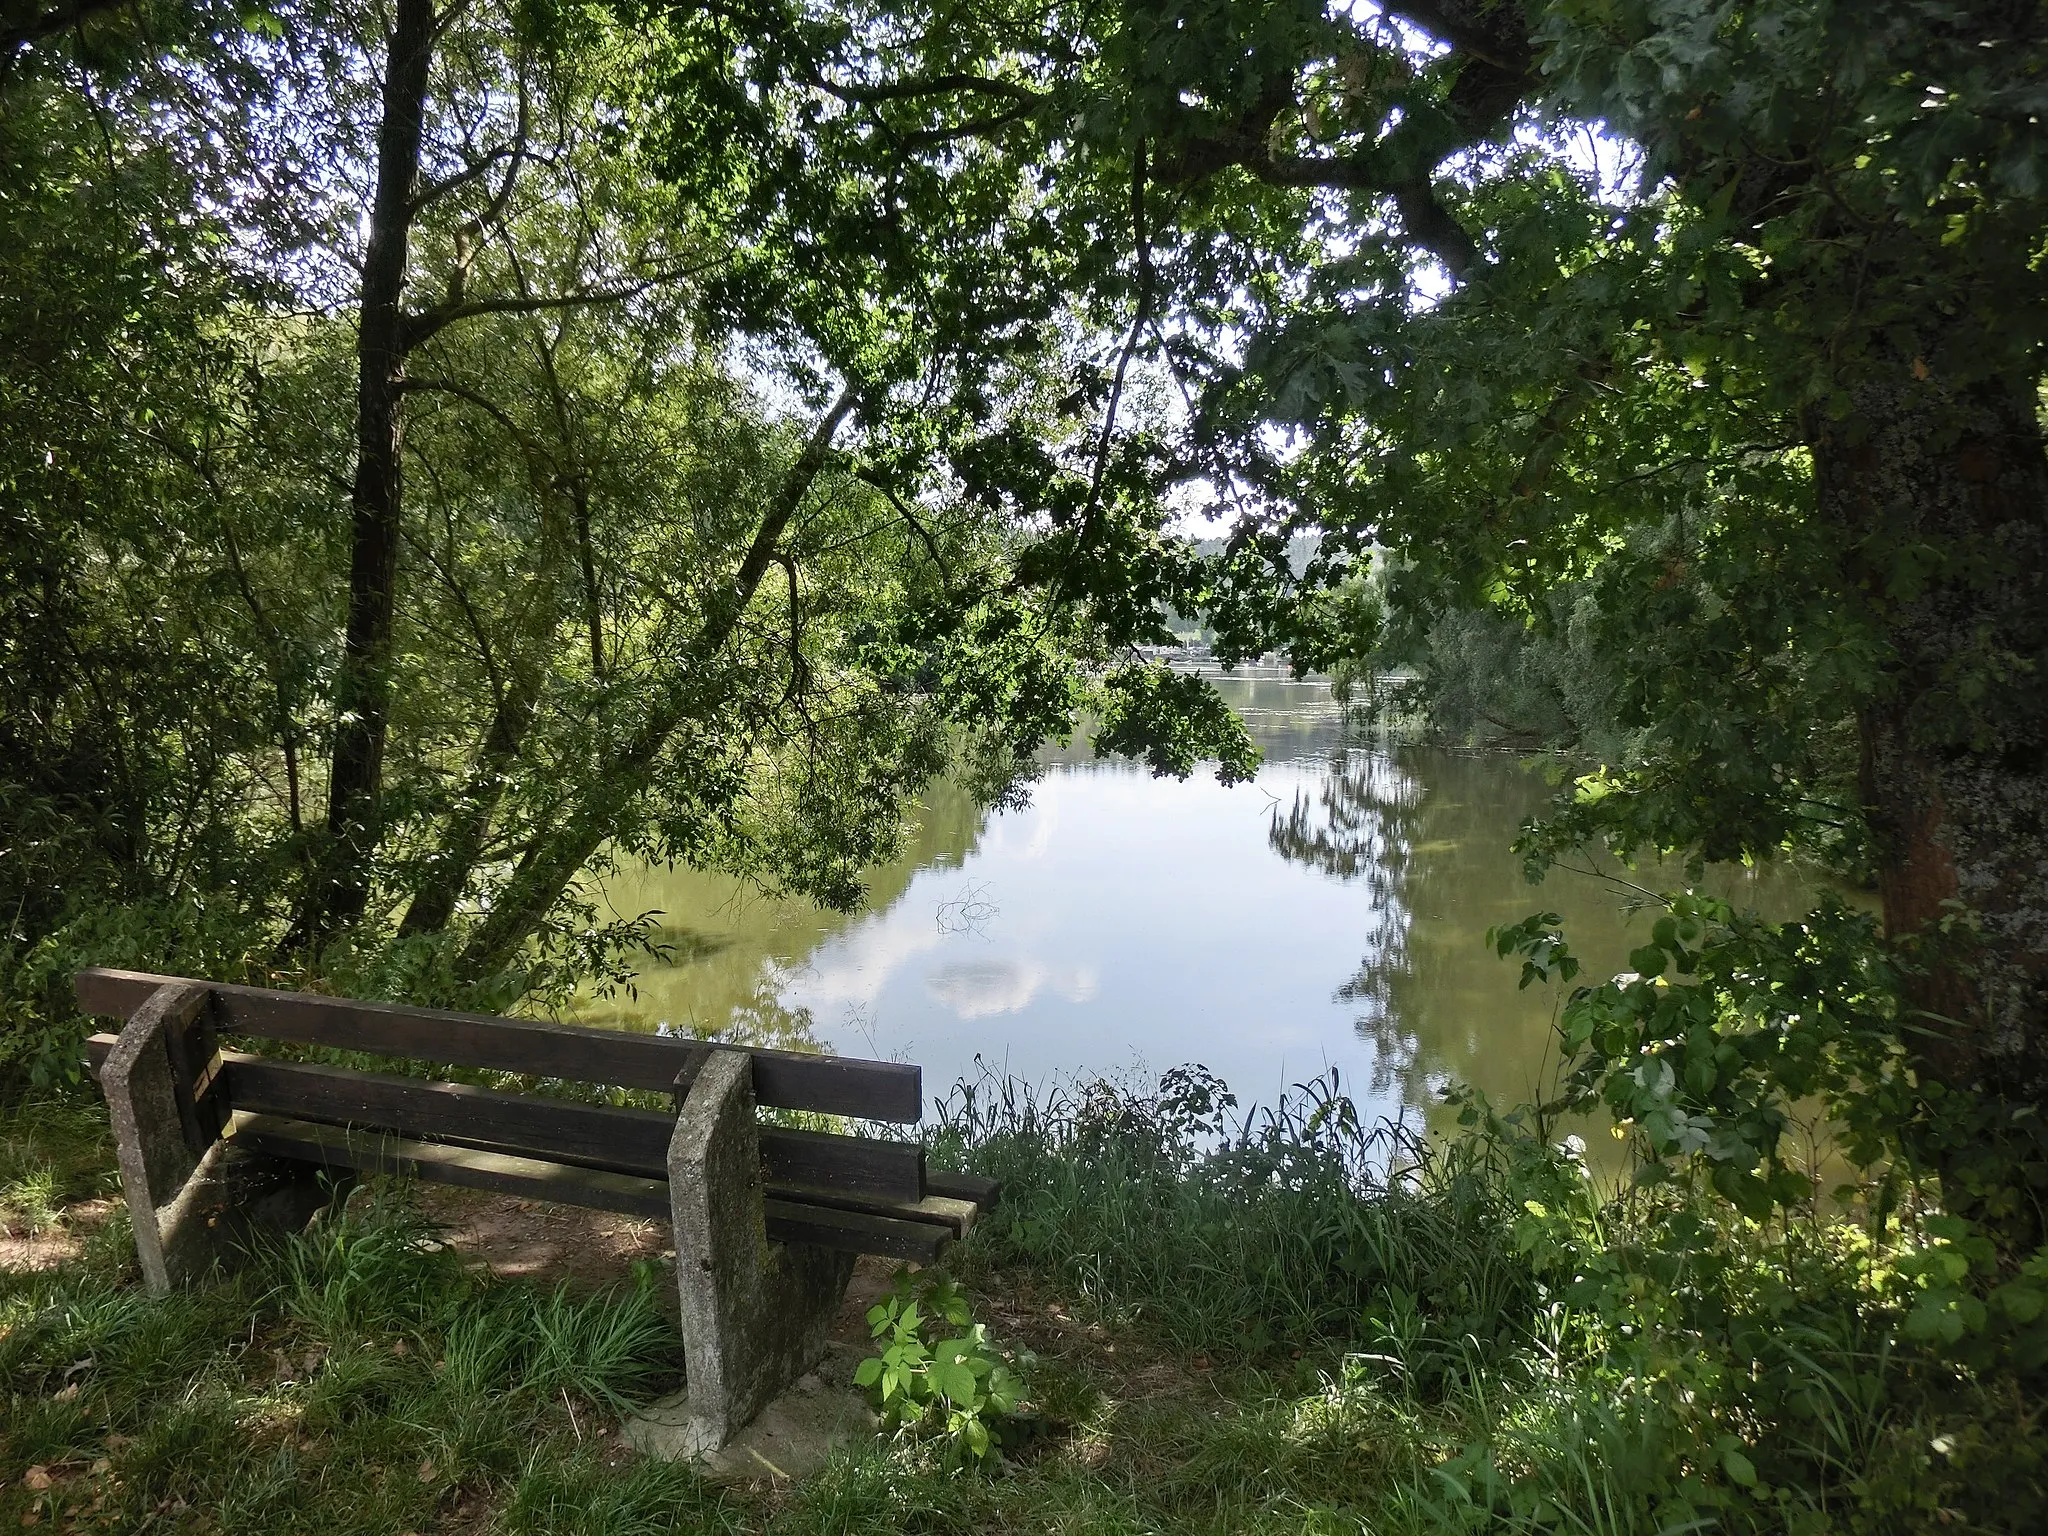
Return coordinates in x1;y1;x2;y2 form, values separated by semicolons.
76;967;921;1121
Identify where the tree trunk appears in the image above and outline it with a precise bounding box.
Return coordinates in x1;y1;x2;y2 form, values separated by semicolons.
397;479;575;939
451;385;856;982
1811;365;2048;1107
297;0;437;947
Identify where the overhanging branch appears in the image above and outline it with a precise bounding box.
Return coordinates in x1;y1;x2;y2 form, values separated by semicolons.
400;258;720;348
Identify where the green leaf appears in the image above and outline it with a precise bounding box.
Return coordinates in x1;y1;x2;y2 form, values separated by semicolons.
932;1360;978;1404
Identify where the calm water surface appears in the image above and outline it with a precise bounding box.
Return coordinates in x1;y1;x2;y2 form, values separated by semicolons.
578;669;1820;1134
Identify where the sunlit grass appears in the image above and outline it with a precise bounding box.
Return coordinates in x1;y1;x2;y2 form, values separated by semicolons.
1;1097;116;1238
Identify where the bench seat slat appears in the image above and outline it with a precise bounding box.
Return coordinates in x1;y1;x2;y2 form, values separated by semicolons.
769;1183;983;1239
925;1170;1000;1210
230;1114;954;1262
231;1111;672;1220
759;1199;951;1263
76;968;922;1122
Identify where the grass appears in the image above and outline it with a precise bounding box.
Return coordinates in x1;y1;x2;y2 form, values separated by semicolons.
1;1097;116;1237
4;1070;2046;1535
2;1172;695;1534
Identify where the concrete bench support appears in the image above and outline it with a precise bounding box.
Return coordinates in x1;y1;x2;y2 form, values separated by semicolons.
102;982;232;1293
102;982;335;1292
666;1049;856;1455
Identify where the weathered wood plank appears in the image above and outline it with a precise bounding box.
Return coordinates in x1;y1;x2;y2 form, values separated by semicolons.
926;1170;1000;1209
228;1113;952;1259
771;1183;982;1239
760;1198;951;1263
222;1054;925;1200
756;1122;924;1202
76;967;922;1122
87;1038;931;1201
224;1053;673;1174
228;1112;672;1219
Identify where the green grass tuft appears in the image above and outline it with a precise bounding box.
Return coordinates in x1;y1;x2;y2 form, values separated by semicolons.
0;1095;116;1235
2;1160;687;1535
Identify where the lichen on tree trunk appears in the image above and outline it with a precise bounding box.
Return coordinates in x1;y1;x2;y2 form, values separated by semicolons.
1814;365;2048;1105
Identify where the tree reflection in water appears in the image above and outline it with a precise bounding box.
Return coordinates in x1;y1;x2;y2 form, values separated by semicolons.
1266;750;1432;1098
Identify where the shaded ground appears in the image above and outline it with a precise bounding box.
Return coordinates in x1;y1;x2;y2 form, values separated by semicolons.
4;1165;1244;1435
404;1184;1220;1448
415;1186;670;1292
969;1267;1231;1412
414;1187;913;1487
4;1159;1228;1515
0;1197;114;1273
415;1183;899;1347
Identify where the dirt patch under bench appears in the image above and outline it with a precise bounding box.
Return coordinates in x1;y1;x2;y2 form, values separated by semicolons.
412;1183;898;1345
415;1184;671;1292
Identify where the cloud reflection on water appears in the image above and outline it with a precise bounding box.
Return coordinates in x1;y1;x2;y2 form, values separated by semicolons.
584;663;1825;1146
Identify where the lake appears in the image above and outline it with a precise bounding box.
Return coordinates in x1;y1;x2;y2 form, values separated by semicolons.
577;666;1821;1138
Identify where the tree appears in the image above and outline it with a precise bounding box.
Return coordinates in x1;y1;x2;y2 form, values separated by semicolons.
0;9;270;901
289;0;714;947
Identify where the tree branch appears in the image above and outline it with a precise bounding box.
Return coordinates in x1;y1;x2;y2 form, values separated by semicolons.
399;374;535;444
896;103;1039;152
1158;131;1482;280
399;519;505;715
411;139;516;218
1069;137;1155;572
402;274;664;348
814;70;1046;106
775;551;809;706
853;473;951;583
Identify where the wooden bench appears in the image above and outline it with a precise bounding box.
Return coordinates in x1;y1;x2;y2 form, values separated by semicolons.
77;967;995;1454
